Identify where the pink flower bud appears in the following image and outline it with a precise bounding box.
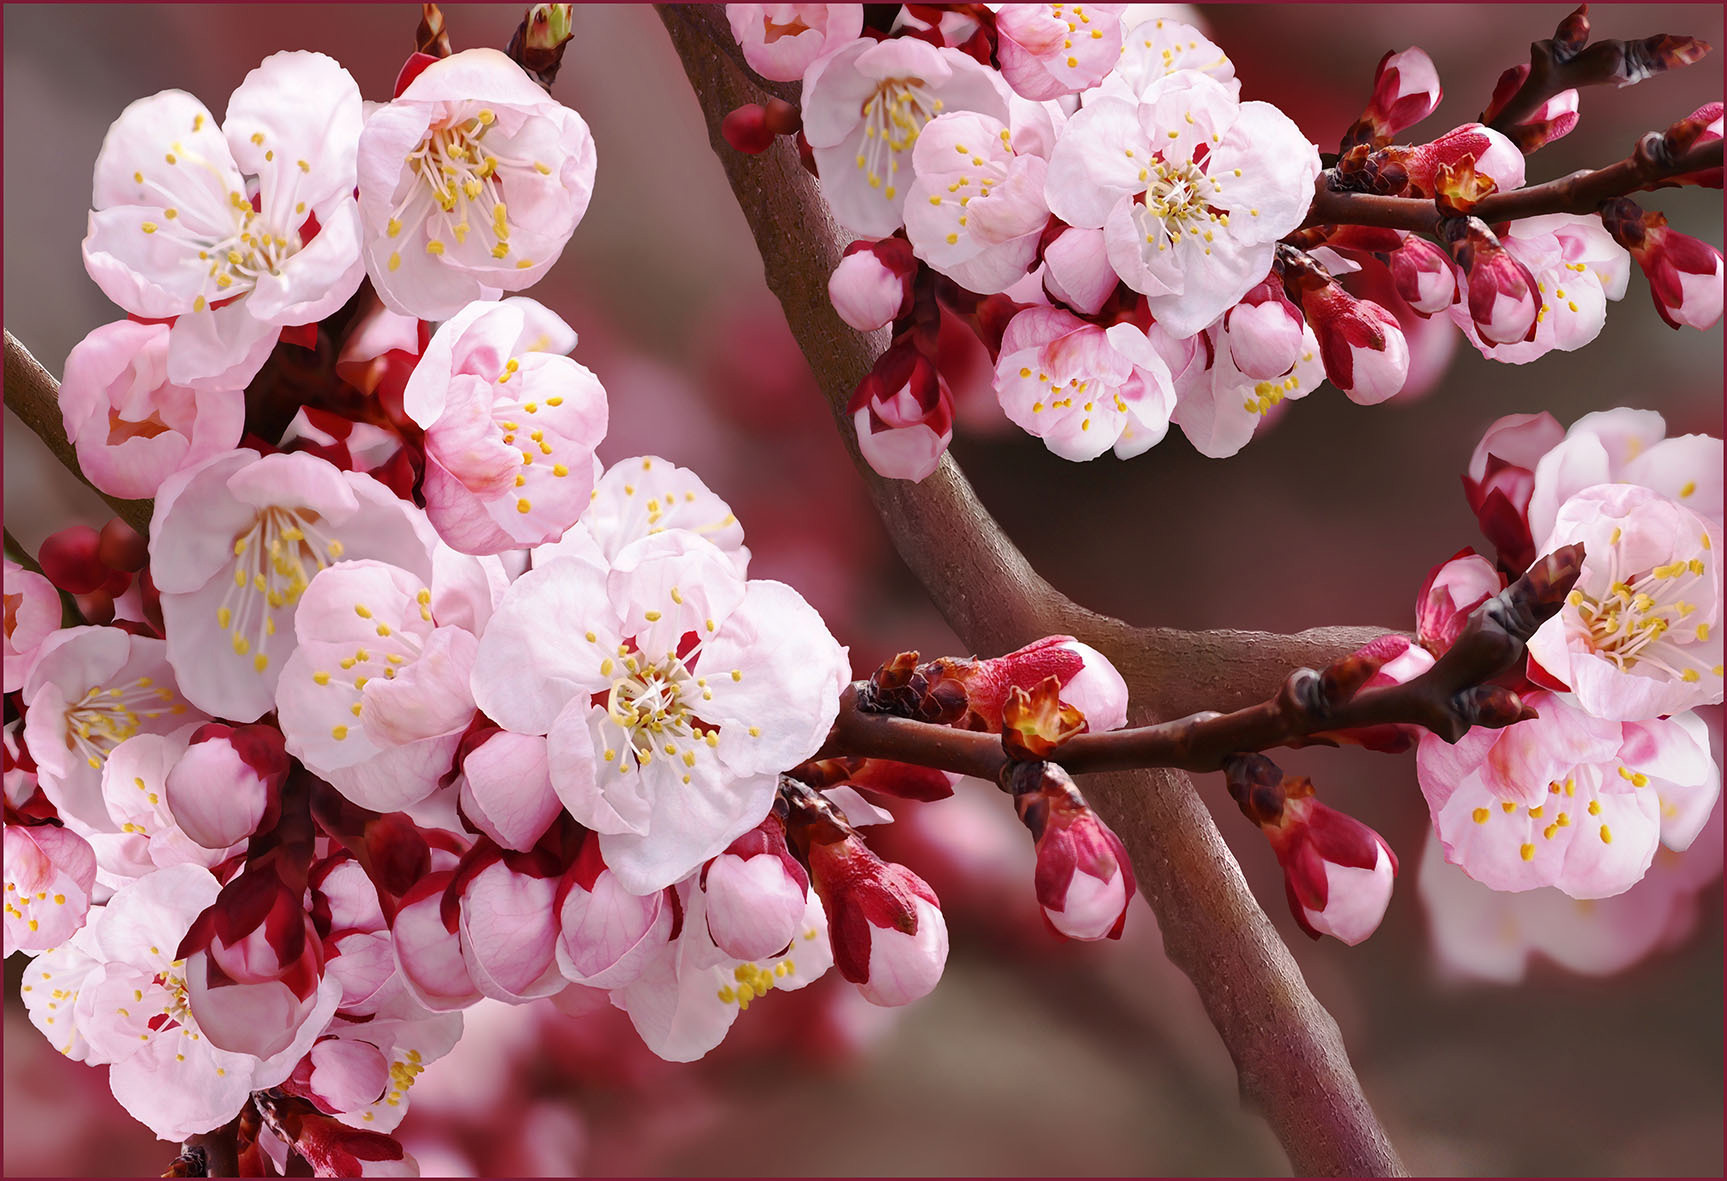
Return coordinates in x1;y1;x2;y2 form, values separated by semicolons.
1600;198;1725;331
1406;123;1526;196
3;559;59;695
305;1037;392;1113
165;723;287;851
1364;47;1443;140
1462;411;1564;570
848;342;955;483
555;834;675;989
1042;226;1118;316
1007;764;1134;941
1443;217;1541;345
1514;88;1580;152
1416;549;1505;655
1225;279;1307;379
702;815;810;961
1387;236;1458;315
803;830;947;1006
391;871;481;1012
1295;282;1410;405
455;849;565;1003
1666;102;1723;188
828;239;915;332
721;103;775;154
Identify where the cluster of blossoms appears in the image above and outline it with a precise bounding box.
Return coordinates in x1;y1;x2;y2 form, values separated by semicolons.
718;5;1723;476
4;27;1143;1171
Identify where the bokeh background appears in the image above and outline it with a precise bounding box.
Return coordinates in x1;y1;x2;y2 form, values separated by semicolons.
4;4;1722;1175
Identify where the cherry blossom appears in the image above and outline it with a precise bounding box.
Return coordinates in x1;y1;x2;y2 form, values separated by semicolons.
4;558;60;693
84;730;239;888
994;4;1127;101
1443;216;1542;345
471;531;850;894
20;627;198;834
1044;70;1320;336
802;36;1010;237
993;307;1176;460
457;728;561;852
1450;214;1629;364
1293;283;1410;405
83;52;365;390
555;833;677;990
149;449;434;723
453;850;567;1004
1418;694;1718;898
1041;225;1118;314
1267;791;1398;945
57;321;245;501
164;724;287;852
724;4;864;82
1357;48;1443;143
1170;320;1326;459
1223;277;1305;379
1525;485;1722;721
848;341;956;482
1395;123;1527;197
555;454;750;576
358;48;597;318
1415;549;1504;655
904;111;1050;294
291;1003;463;1132
3;822;97;958
276;560;488;813
1600;197;1725;331
1091;16;1238;104
401;299;607;554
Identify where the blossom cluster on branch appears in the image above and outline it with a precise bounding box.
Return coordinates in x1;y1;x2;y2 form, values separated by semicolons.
1;3;1722;1177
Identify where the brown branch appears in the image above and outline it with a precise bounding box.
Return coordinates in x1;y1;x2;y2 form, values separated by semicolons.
658;7;1406;1175
1303;136;1723;232
1484;6;1710;133
822;544;1581;779
5;330;154;536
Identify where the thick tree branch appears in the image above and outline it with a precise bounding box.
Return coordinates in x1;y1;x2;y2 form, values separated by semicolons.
659;8;1406;1175
5;331;154;536
1304;136;1723;232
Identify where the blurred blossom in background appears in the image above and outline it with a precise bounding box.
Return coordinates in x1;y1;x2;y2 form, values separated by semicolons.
4;4;1721;1176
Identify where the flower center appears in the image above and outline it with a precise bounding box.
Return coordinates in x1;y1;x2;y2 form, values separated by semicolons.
1134;157;1225;255
855;78;944;199
602;651;715;776
1569;550;1720;682
63;677;188;770
217;506;344;675
391;108;551;270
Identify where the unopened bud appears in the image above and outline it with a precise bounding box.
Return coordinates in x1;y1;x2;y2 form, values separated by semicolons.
847;341;954;483
1387;236;1459;315
721;103;776;154
1600;197;1725;331
1442;216;1541;344
1225;277;1307;379
1284;257;1410;404
1004;761;1134;941
829;238;916;331
1342;46;1443;150
166;723;287;851
701;814;810;962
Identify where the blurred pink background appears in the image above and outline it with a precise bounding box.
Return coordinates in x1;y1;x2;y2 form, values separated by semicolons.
4;4;1722;1176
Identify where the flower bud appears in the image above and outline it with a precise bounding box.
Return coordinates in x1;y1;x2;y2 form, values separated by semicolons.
1442;216;1541;344
828;239;916;331
1345;124;1525;198
1224;278;1307;379
790;796;947;1006
702;814;810;962
721;103;776;154
1285;267;1410;405
555;833;675;989
1664;102;1723;188
1042;226;1119;316
847;341;955;483
166;723;287;851
1004;762;1134;941
1416;549;1505;655
1225;755;1398;946
1387;236;1458;315
1461;411;1563;571
1600;198;1725;331
391;871;481;1012
1342;47;1443;149
864;636;1129;732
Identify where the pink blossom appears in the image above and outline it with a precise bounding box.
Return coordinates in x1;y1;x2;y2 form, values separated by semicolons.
471;532;850;894
1525;408;1722;547
1398;123;1527;196
358;49;597;318
276;560;483;813
1092;16;1238;104
455;852;566;1003
905;112;1050;294
4;559;60;693
1416;549;1505;655
1170;321;1326;459
3;823;97;958
1386;235;1458;315
85;730;239;886
1273;795;1396;944
291;1005;463;1131
391;872;481;1012
848;341;955;482
613;880;831;1061
701;814;810;961
83;52;366;390
1451;214;1629;364
1526;485;1722;720
802;37;1010;236
994;307;1175;460
57;321;245;501
150;449;434;723
164;724;286;851
556;454;750;576
28;865;335;1141
1041;225;1118;314
1418;694;1718;898
724;4;864;82
943;635;1131;732
1044;71;1319;336
828;238;915;331
21;627;198;833
3;721;35;809
402;299;607;554
555;834;675;989
1462;410;1565;571
995;4;1126;101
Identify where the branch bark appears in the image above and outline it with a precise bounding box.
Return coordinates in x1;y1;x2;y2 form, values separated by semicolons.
658;7;1406;1175
1304;137;1723;232
5;330;155;536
